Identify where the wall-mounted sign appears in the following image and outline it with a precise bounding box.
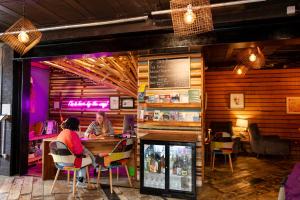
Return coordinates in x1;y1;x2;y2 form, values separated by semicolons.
68;100;109;109
287;97;300;114
149;57;190;89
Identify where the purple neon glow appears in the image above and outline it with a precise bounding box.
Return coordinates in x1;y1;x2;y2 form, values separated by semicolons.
68;100;109;109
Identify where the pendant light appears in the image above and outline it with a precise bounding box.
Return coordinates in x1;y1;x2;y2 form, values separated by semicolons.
0;0;42;55
183;4;196;25
170;0;213;37
233;64;248;76
237;46;265;69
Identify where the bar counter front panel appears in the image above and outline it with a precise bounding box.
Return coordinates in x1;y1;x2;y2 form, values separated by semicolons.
42;136;136;180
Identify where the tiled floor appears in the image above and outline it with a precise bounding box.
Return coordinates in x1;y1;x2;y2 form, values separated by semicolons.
0;155;296;199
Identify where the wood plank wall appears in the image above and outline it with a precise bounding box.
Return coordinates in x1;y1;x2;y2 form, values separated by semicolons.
48;68;136;134
137;54;204;186
205;68;300;138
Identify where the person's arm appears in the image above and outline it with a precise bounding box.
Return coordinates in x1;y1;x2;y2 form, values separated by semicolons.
84;122;94;138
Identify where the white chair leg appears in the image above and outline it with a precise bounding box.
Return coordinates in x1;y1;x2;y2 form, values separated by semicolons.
86;166;90;185
125;165;132;187
67;170;70;184
109;168;113;194
50;169;60;194
117;167;119;181
72;169;77;196
97;165;101;186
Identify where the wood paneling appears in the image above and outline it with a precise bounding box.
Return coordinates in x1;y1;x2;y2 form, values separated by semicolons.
137;53;204;186
48;68;136;134
205;68;300;138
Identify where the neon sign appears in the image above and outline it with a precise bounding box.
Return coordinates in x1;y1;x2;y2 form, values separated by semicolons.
68;100;109;109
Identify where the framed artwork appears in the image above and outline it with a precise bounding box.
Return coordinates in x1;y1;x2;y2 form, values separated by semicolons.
120;97;135;109
109;96;119;110
287;97;300;114
230;93;244;109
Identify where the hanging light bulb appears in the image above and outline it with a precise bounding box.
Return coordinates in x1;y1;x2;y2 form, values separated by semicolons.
183;4;196;25
249;53;257;62
18;30;30;43
233;64;248;76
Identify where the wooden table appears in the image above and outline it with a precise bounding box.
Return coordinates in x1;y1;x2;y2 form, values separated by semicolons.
42;136;136;180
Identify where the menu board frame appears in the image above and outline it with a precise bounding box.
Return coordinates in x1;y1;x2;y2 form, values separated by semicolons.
148;57;191;89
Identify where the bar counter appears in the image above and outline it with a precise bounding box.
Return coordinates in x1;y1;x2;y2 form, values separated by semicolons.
42;136;136;180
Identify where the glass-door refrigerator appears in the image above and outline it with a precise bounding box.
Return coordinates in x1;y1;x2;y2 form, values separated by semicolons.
140;140;196;199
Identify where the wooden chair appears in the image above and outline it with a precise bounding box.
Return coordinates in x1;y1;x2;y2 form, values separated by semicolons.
96;138;134;193
49;141;92;196
211;141;234;173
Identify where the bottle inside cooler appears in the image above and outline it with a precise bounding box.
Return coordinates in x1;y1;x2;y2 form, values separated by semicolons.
143;144;165;189
169;145;192;191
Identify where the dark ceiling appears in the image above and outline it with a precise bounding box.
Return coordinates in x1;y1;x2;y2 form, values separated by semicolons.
0;0;298;32
203;38;300;70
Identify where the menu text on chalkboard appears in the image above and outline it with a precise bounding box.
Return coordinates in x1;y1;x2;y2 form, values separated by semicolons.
149;57;190;89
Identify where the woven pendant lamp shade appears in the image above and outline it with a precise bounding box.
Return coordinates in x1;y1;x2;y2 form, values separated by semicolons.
1;17;42;55
170;0;213;37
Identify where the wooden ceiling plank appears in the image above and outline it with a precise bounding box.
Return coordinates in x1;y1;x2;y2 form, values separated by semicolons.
0;4;21;18
91;58;123;77
71;59;137;96
43;60;137;97
126;55;138;81
107;61;137;90
28;0;67;22
115;57;137;84
106;57;137;86
63;0;92;18
104;57;135;85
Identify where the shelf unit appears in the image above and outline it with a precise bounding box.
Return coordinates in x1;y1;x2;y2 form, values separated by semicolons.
138;121;201;127
140;103;202;109
137;53;205;187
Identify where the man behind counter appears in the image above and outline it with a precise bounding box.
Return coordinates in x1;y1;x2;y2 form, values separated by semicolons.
84;111;114;138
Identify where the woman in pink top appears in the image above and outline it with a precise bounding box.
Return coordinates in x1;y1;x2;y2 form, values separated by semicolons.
57;117;96;187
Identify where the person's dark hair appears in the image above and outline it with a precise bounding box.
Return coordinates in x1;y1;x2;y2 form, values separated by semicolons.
63;117;80;131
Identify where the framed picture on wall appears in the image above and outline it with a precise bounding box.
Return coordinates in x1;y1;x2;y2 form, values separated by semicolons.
287;97;300;114
120;97;135;109
109;96;119;110
230;93;244;109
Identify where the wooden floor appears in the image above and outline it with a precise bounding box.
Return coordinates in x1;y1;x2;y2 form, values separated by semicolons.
199;155;295;200
0;155;295;200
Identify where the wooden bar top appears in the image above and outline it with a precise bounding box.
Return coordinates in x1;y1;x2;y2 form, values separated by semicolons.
43;136;122;143
140;133;198;143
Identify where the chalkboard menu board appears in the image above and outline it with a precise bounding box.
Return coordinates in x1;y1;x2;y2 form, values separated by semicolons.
149;57;190;89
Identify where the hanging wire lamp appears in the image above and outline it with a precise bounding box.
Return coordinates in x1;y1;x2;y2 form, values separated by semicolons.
170;0;213;37
0;1;42;55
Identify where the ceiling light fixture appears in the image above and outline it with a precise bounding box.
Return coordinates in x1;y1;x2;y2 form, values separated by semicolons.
17;30;30;43
183;4;196;25
0;1;42;55
233;64;248;76
249;53;257;62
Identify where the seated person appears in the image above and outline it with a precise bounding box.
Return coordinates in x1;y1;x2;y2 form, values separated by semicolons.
57;117;96;188
84;111;114;138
